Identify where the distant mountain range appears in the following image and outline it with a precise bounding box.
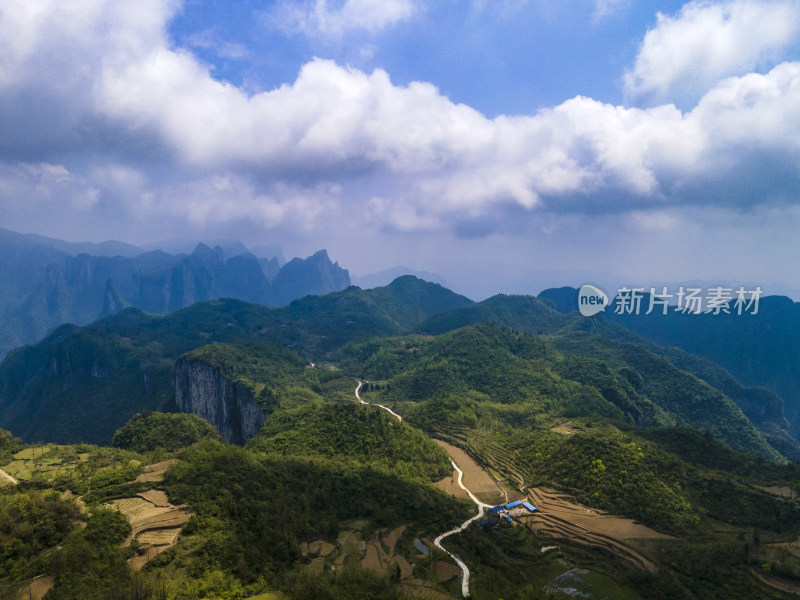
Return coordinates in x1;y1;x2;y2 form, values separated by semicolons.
0;228;350;359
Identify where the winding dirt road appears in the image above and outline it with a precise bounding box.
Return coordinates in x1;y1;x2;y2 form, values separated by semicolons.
354;380;483;597
355;380;403;421
433;460;492;597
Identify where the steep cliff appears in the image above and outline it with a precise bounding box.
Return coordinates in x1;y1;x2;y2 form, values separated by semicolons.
174;357;267;445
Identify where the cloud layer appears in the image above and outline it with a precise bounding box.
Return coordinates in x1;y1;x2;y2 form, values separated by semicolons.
0;0;799;245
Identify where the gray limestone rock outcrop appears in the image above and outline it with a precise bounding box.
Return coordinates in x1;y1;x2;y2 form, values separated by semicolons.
174;357;267;445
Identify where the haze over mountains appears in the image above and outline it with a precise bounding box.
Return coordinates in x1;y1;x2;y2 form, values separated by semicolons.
0;228;354;359
0;229;459;361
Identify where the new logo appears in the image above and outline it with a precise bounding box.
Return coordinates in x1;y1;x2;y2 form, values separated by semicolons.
578;284;608;317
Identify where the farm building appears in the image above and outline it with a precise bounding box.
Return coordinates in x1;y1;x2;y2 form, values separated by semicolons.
491;500;538;514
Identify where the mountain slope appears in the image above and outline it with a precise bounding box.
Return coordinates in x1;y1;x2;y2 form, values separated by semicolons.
604;294;800;437
247;402;452;482
418;293;572;336
419;291;800;458
352;322;780;459
0;278;471;444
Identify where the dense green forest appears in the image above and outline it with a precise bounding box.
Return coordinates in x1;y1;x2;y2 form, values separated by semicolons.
1;280;800;599
112;412;223;453
352;323;779;459
248;402;452;481
164;440;470;581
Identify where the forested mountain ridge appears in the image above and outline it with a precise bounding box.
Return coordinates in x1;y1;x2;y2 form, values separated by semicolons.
417;291;800;459
538;286;800;452
0;277;470;444
603;293;800;436
0;274;797;463
346;322;780;460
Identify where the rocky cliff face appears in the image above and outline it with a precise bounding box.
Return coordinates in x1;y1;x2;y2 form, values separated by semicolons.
174;357;267;445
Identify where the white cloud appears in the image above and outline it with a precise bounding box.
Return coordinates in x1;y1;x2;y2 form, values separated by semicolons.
625;0;800;107
269;0;418;38
1;0;800;240
692;61;800;150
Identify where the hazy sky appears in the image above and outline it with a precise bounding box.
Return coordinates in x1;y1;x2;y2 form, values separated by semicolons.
1;0;800;298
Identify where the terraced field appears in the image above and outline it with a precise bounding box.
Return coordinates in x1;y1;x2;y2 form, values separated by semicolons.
360;526;414;580
434;426;667;576
1;445;90;482
134;458;178;483
528;487;674;541
435;426;527;490
433;440;506;505
402;583;459;600
433;470;470;500
19;575;54;600
0;467;17;486
521;488;666;572
111;490;192;570
362;384;666;594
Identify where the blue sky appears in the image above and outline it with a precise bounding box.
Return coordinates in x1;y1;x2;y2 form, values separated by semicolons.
168;1;688;114
1;0;800;298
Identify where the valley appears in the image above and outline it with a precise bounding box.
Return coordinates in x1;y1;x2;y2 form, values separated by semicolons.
1;277;800;599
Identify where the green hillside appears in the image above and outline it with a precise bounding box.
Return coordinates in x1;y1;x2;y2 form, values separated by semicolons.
3;279;800;599
248;402;452;481
112;412;223;453
179;341;326;413
417;293;800;458
605;294;800;438
0;277;471;444
2;308;800;600
548;330;780;459
419;293;573;336
351;323;779;459
163;440;470;582
581;314;800;458
0;413;472;600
